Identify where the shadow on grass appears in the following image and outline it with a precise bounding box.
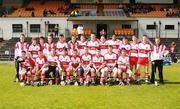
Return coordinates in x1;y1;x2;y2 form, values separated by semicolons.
163;80;180;84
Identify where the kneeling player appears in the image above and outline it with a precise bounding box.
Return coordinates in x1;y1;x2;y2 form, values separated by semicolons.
45;49;60;84
18;51;32;84
115;48;132;85
91;48;106;85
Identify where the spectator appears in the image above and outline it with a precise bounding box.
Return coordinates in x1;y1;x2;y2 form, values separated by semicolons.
17;10;22;17
43;9;47;17
31;11;35;17
54;24;59;38
169;42;177;63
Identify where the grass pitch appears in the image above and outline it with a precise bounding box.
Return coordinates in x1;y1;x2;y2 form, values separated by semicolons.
0;64;180;109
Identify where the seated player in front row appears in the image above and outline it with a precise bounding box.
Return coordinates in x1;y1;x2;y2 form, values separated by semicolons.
68;49;81;85
91;47;106;85
34;50;48;84
58;47;71;85
104;45;118;84
79;46;92;85
18;51;32;84
45;49;60;85
114;48;133;85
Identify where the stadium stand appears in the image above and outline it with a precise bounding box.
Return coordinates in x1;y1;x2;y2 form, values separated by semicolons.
10;1;70;17
126;4;180;17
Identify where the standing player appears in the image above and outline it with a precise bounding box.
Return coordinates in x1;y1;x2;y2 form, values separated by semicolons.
129;36;139;75
107;35;121;54
135;36;151;84
119;37;130;54
58;48;71;85
87;33;99;55
77;35;88;56
68;36;78;55
115;48;132;85
14;34;29;82
91;48;106;85
99;35;108;56
39;36;46;52
56;34;68;56
44;35;56;56
28;37;40;60
104;45;118;84
79;46;92;85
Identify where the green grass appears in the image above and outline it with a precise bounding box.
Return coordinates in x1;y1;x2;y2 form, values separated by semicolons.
0;64;180;109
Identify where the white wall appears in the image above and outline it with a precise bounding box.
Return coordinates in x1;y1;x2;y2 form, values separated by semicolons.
138;18;180;39
0;17;68;40
0;17;179;40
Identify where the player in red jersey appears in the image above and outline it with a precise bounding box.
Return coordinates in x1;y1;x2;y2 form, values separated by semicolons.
44;35;56;56
28;37;40;60
107;35;121;54
18;51;32;84
39;36;46;52
68;36;78;55
104;45;118;84
34;50;48;84
135;36;151;84
58;48;72;85
91;47;106;85
99;35;108;56
115;48;132;85
45;49;60;84
77;35;88;56
129;36;139;75
78;46;92;85
14;34;29;81
119;37;130;54
87;33;99;55
56;34;68;56
69;49;81;85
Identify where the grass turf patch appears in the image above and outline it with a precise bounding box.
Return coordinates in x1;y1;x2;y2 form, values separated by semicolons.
0;64;180;109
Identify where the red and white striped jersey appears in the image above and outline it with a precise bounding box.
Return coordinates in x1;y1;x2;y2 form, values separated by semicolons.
58;55;71;69
70;55;81;68
56;41;68;55
87;40;99;55
28;44;40;59
129;42;139;58
99;41;108;56
44;43;56;56
92;54;104;69
18;57;30;69
15;42;29;58
120;43;131;54
117;55;129;68
35;56;47;69
77;40;87;56
107;40;120;54
39;43;46;51
47;55;58;66
68;41;78;55
151;44;166;61
104;53;118;67
81;53;92;66
138;43;151;58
